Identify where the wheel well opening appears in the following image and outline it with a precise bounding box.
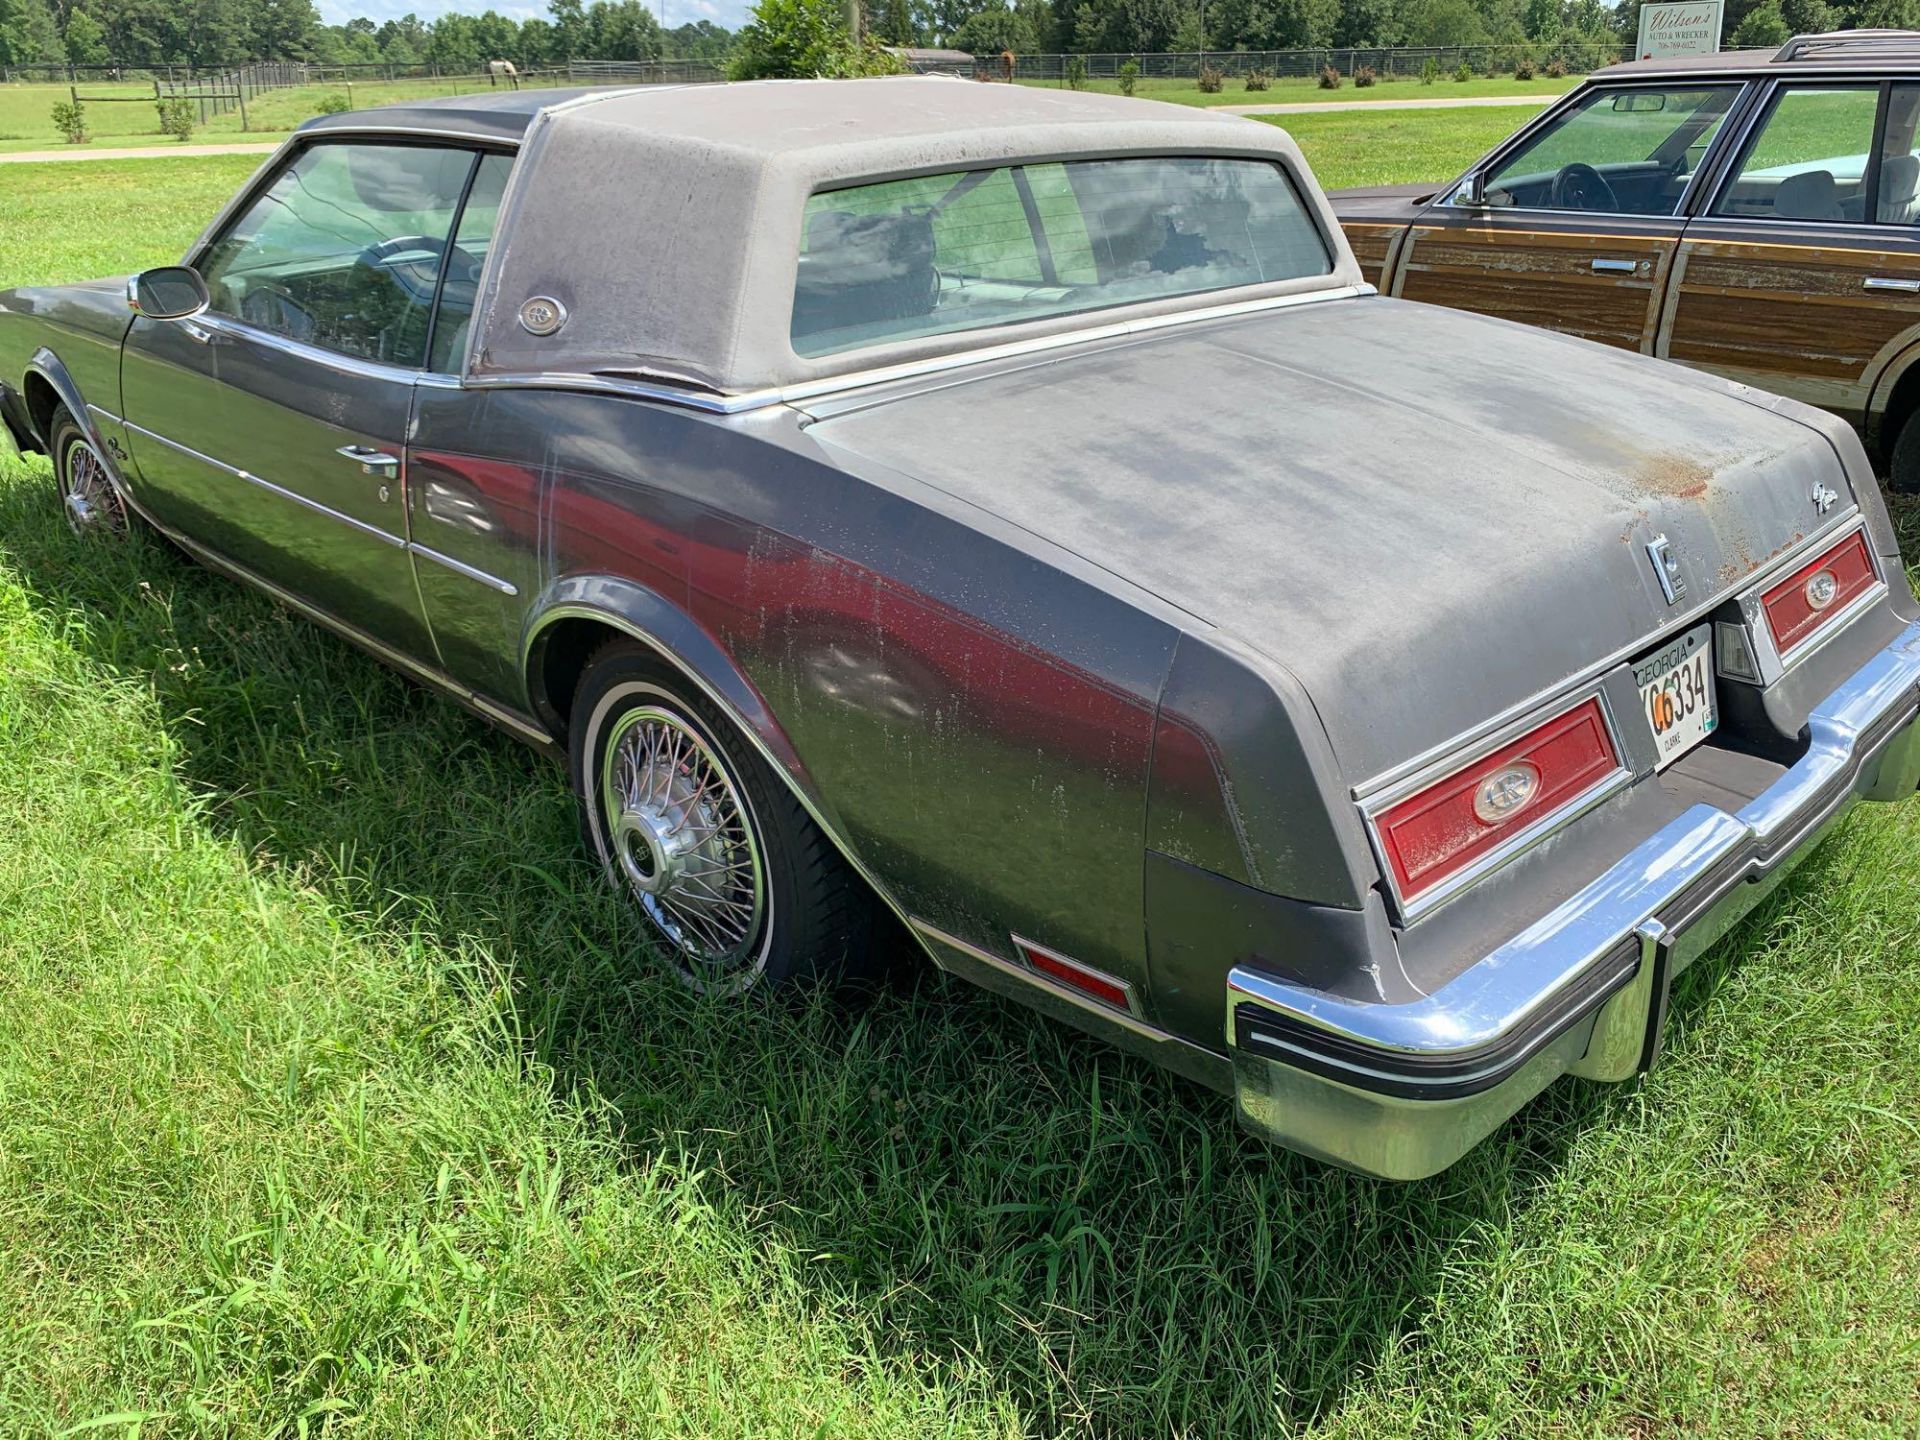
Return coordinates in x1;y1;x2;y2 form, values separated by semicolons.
529;616;627;742
1879;363;1920;471
23;373;61;450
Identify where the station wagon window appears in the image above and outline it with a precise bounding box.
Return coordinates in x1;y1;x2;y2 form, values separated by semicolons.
1475;84;1740;216
198;143;480;369
1714;86;1880;223
789;157;1331;358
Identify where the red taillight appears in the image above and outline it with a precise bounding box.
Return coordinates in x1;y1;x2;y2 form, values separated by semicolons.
1375;698;1621;907
1761;531;1876;655
1016;938;1134;1012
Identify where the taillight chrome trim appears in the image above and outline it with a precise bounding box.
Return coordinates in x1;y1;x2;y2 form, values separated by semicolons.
1738;519;1886;683
1353;505;1864;805
1359;689;1633;925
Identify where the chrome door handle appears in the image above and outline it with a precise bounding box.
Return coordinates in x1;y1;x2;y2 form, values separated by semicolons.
1591;258;1641;275
336;445;399;478
1863;276;1920;293
180;319;221;344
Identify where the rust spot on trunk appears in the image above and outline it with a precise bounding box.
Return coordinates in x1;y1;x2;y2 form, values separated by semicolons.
1632;453;1714;501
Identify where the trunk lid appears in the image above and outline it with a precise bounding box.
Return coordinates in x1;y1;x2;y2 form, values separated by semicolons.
803;295;1848;781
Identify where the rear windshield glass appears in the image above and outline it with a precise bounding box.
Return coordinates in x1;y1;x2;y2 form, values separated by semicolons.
790;156;1332;358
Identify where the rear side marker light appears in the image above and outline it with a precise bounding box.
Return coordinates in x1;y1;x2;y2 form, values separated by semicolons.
1014;937;1137;1014
1374;697;1622;908
1762;531;1876;655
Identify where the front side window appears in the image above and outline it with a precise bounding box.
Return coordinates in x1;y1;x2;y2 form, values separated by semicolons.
1477;85;1741;216
1714;85;1880;222
199;143;479;368
790;157;1332;358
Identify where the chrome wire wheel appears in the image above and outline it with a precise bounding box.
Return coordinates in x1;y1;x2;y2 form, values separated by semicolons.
599;704;770;986
59;432;126;538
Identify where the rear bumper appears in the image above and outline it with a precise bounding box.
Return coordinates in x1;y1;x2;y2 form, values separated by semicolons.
1227;620;1920;1181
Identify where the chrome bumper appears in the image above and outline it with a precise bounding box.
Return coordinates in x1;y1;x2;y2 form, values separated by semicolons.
1227;620;1920;1181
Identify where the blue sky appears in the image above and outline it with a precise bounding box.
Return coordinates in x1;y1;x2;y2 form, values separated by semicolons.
315;0;749;35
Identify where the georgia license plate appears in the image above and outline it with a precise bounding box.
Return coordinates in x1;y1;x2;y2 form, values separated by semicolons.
1635;623;1717;770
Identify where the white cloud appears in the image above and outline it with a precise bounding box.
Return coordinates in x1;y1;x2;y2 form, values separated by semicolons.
316;0;753;32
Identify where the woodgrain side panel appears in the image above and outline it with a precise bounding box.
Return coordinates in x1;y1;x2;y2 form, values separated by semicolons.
1397;226;1676;352
1339;221;1404;290
1665;239;1920;403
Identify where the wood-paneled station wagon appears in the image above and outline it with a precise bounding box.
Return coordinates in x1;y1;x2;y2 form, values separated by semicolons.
4;80;1920;1179
1333;29;1920;493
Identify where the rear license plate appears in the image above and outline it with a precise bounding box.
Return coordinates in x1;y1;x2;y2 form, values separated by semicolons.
1635;623;1717;770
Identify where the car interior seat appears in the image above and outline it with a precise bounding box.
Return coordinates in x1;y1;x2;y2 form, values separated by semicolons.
1772;169;1843;222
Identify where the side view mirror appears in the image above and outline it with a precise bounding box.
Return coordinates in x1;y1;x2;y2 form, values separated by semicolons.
126;266;209;321
1460;170;1489;206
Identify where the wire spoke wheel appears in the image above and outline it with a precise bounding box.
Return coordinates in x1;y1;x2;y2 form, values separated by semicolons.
599;704;769;985
59;432;126;538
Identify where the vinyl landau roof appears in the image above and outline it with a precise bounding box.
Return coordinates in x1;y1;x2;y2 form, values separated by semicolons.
314;79;1361;396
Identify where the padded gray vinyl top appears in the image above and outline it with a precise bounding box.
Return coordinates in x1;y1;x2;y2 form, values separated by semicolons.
464;78;1360;393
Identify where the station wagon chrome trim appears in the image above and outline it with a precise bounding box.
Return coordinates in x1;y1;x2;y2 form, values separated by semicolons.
409;542;519;596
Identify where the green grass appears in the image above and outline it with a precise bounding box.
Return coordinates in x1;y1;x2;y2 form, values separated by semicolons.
1016;73;1578;107
0;76;580;154
5;151;1920;1437
1267;107;1528;188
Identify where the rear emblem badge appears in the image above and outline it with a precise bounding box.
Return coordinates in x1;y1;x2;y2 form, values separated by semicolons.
1646;534;1687;605
1811;480;1838;515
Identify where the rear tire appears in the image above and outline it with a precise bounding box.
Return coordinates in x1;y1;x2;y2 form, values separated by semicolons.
569;639;881;993
49;407;133;539
1889;409;1920;495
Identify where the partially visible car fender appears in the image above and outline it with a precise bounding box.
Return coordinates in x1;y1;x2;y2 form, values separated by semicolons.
23;346;124;477
519;572;919;914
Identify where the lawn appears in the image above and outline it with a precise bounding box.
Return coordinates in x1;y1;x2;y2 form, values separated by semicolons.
0;75;578;154
4;146;1920;1437
1016;72;1579;107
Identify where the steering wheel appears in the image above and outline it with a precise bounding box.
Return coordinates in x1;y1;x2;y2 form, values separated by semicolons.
1549;163;1619;212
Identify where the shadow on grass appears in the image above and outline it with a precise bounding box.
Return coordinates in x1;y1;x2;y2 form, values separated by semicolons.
0;462;1763;1433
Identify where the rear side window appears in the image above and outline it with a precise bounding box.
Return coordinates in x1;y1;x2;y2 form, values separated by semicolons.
1714;85;1880;222
790;157;1332;358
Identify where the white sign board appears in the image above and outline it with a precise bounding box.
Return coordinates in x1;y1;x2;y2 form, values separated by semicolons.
1636;0;1724;60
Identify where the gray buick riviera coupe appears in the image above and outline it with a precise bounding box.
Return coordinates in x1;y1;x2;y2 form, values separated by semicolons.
3;80;1918;1179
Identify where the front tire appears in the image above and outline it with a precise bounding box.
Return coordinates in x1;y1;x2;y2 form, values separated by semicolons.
569;640;881;993
50;408;132;539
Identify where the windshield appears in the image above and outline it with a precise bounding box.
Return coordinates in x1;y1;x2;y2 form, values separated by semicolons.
790;156;1332;358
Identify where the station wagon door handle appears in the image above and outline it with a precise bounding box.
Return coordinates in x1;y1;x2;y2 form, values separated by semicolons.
336;445;400;478
1863;276;1920;294
1590;258;1641;275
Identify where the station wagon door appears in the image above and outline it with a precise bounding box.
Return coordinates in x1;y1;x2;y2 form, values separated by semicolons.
1665;81;1920;429
1394;82;1745;352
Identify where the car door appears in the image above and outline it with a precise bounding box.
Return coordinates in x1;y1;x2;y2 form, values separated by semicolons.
1664;80;1920;430
120;140;485;660
1389;81;1747;353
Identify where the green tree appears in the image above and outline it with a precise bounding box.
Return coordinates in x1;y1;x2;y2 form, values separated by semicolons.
1729;0;1788;44
62;4;109;61
470;7;521;60
951;0;1034;50
1;0;66;61
730;0;899;75
874;0;915;39
585;0;662;59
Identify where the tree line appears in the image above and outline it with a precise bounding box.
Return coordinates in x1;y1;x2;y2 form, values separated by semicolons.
4;0;1917;73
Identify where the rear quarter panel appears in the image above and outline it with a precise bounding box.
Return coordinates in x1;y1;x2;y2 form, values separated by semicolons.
493;390;1182;1014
